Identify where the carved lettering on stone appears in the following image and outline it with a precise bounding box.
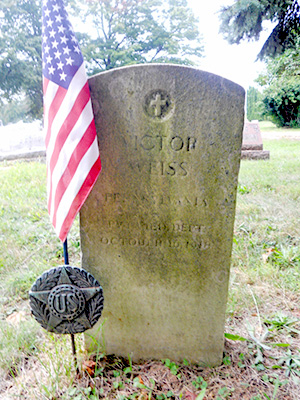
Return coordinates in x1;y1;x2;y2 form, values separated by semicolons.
80;64;245;366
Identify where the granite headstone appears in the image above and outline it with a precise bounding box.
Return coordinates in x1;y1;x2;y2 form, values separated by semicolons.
80;64;245;366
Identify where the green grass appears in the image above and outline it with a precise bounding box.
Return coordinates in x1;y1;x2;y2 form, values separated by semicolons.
0;137;300;399
0;160;81;281
228;140;300;333
234;140;300;295
259;120;300;133
0;160;82;397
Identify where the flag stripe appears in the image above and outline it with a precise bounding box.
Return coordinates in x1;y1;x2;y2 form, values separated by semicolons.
51;119;97;228
44;84;67;148
42;0;101;242
48;95;94;216
58;157;101;241
46;63;88;158
48;82;90;175
55;138;101;240
43;77;49;95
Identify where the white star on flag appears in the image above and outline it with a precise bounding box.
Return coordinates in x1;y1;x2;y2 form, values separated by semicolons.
42;0;101;242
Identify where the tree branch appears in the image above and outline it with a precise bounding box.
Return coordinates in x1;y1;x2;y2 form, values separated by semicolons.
150;45;163;62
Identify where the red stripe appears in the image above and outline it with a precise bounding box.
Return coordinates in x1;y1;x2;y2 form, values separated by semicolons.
52;121;98;227
45;85;67;147
47;82;91;213
48;82;90;172
43;77;49;94
58;156;101;242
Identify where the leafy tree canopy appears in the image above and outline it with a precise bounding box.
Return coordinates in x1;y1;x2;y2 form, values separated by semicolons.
0;0;204;121
71;0;204;74
0;0;43;119
219;0;300;59
256;37;300;126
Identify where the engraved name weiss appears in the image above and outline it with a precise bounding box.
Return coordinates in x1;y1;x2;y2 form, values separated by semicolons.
130;161;188;176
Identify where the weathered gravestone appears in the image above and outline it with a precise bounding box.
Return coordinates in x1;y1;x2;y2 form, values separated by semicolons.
242;120;270;160
80;64;245;366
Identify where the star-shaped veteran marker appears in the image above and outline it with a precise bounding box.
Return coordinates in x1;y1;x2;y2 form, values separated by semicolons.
29;266;104;334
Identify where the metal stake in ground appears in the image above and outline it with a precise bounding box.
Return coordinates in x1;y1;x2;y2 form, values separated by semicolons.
63;238;79;374
29;244;104;374
71;329;79;375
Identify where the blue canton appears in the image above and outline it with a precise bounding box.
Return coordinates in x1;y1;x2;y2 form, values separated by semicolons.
42;0;83;89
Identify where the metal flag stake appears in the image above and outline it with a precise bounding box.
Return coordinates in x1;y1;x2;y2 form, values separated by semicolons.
29;239;104;375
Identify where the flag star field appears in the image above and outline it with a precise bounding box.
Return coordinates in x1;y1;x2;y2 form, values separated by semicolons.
42;0;83;89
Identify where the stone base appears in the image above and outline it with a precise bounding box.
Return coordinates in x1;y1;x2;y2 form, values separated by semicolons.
241;150;270;160
242;144;263;151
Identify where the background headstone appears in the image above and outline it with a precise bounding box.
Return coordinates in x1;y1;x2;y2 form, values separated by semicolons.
80;64;245;366
0;121;45;161
242;120;270;160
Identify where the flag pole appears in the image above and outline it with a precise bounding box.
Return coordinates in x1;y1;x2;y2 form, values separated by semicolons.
63;238;80;375
41;0;100;379
63;239;69;265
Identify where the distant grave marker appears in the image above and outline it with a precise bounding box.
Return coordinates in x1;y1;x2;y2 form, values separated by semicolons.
242;121;270;159
80;64;245;366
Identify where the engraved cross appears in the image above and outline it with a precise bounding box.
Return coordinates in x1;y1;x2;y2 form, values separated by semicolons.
150;93;167;117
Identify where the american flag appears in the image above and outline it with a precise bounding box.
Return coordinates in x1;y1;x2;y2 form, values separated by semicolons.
42;0;101;242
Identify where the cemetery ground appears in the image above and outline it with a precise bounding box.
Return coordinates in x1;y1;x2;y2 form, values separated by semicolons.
0;132;300;399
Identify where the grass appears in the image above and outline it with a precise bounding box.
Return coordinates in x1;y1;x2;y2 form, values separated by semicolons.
259;121;300;133
0;135;300;399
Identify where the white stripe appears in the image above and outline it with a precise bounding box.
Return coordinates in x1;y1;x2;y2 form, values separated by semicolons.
49;101;94;221
43;79;59;145
54;137;99;236
46;63;88;164
44;79;61;209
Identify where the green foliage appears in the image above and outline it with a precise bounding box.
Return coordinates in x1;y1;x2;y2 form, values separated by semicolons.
237;184;252;195
262;76;300;127
273;349;300;383
265;313;300;334
0;0;203;122
219;0;300;59
257;40;300;127
0;98;33;125
247;87;263;121
162;358;181;377
73;0;204;75
217;386;234;399
0;0;43;119
192;376;205;388
266;246;300;269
